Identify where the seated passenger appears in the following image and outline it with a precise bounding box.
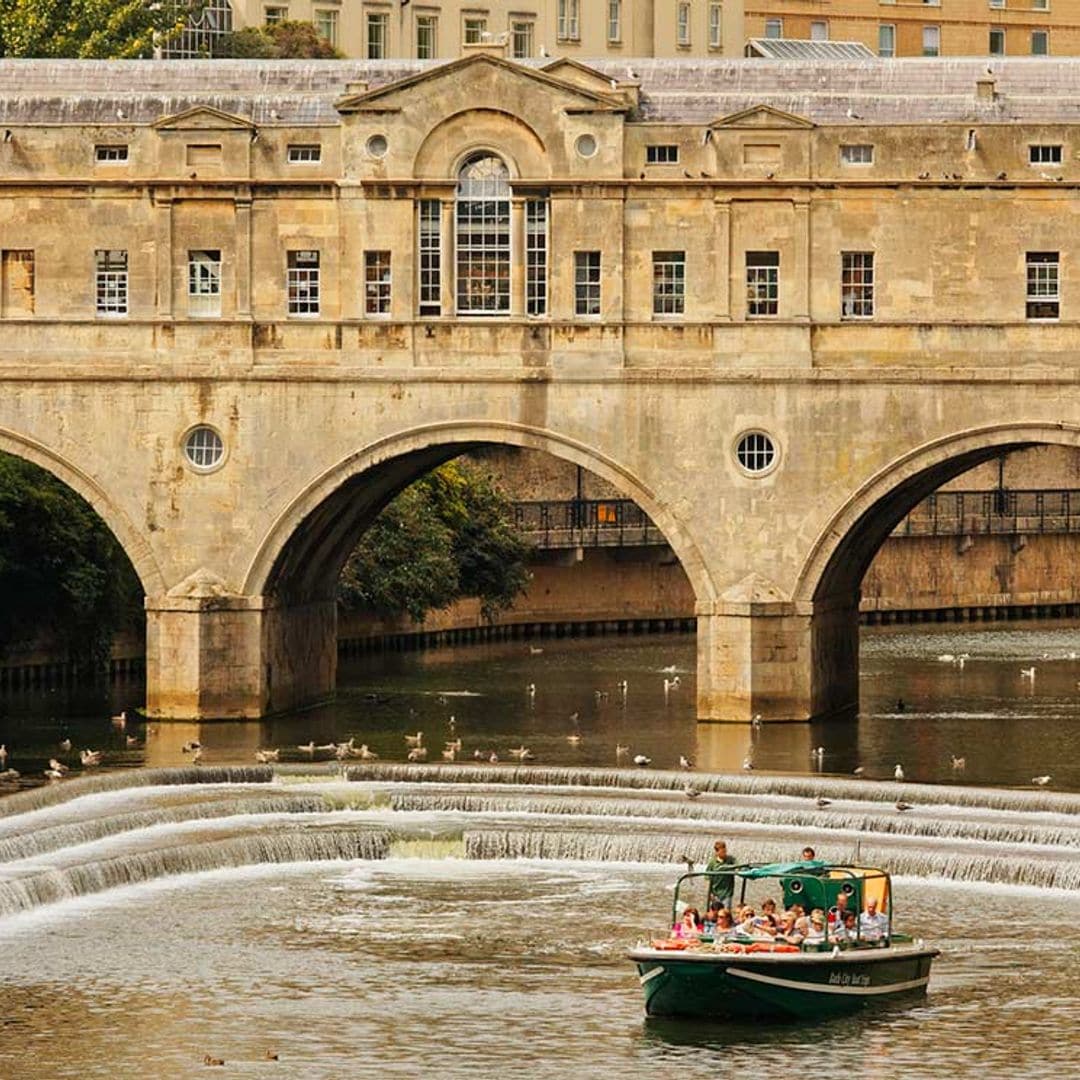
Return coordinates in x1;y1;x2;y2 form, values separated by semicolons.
775;910;804;945
714;909;736;937
702;907;719;934
859;898;890;943
759;897;779;928
827;892;851;928
675;907;701;937
832;910;859;944
804;910;828;943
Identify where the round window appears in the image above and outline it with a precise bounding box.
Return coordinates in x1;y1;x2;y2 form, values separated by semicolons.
735;431;778;476
366;134;388;159
575;133;598;159
183;426;225;472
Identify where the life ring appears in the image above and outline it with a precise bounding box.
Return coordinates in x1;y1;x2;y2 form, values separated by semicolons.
652;938;690;950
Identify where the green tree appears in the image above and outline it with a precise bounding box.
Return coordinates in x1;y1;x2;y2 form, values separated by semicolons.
338;460;532;623
0;1;195;58
0;453;143;666
216;19;341;59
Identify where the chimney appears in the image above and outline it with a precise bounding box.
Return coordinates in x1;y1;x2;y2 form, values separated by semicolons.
462;32;509;60
975;73;997;102
344;79;368;95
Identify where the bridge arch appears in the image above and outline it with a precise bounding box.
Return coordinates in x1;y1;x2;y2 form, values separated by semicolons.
243;419;715;607
0;425;163;596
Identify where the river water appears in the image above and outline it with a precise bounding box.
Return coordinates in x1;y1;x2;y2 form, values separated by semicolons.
0;623;1078;1077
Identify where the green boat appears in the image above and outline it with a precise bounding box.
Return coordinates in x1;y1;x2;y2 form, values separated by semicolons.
629;861;938;1020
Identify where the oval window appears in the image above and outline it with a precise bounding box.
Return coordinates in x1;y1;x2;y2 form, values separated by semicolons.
575;133;598;159
735;431;778;476
366;134;388;159
183;426;225;472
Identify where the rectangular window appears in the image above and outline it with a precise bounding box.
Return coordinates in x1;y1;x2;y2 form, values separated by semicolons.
1032;0;1048;9
1;250;34;316
287;250;320;317
646;144;679;165
365;251;392;316
188;250;222;317
1032;29;1049;55
416;14;437;58
95;249;128;317
841;252;874;319
418;199;442;317
367;12;388;58
989;0;1005;7
463;16;486;43
287;144;322;164
558;0;580;41
677;3;691;46
652;251;685;316
511;19;534;58
709;3;722;49
575;251;601;316
840;144;874;165
608;0;622;43
765;19;783;39
95;144;128;163
878;24;895;57
526;200;548;317
990;27;1005;55
922;26;940;56
314;9;338;47
810;21;829;41
1027;251;1059;319
746;251;779;317
1029;144;1063;165
264;5;288;24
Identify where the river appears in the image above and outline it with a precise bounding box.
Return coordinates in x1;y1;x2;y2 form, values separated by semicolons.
0;623;1077;1078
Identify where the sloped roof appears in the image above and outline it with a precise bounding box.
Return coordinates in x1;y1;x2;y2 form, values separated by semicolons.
745;39;876;61
2;57;1080;127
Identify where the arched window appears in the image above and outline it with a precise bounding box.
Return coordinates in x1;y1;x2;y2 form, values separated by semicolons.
456;153;512;314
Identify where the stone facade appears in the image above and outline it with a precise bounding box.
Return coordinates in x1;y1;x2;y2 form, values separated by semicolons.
8;55;1080;722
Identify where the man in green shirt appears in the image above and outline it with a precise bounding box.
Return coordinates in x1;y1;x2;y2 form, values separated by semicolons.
705;839;735;910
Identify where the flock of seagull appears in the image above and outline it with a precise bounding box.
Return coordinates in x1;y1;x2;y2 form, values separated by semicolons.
0;710;136;786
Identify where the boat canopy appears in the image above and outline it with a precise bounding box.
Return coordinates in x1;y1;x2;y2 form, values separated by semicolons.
737;860;826;878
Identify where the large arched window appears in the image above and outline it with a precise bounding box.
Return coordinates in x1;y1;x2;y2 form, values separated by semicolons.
456;153;512;314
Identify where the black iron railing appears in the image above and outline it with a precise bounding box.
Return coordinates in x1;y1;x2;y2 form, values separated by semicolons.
895;489;1080;537
513;499;666;549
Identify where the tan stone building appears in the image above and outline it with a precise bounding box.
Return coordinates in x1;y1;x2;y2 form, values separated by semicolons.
218;0;745;59
8;53;1080;722
745;0;1077;58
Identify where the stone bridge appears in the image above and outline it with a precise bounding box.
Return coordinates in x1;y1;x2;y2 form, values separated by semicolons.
3;55;1080;722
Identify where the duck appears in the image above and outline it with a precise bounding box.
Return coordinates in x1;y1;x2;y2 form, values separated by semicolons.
895;801;914;812
80;749;102;767
407;746;428;762
679;755;693;770
853;766;865;777
297;741;315;755
633;754;651;767
125;735;139;747
1032;775;1052;786
445;738;462;753
48;758;69;774
815;797;832;809
110;710;127;728
684;785;702;800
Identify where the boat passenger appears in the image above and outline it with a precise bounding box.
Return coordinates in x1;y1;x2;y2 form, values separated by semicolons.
775;910;804;945
804;910;828;944
714;909;736;937
835;911;859;944
702;908;719;934
858;898;890;944
760;897;779;927
675;908;701;937
705;840;736;910
801;846;816;861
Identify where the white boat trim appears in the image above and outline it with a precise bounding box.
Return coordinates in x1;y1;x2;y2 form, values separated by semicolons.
725;967;930;996
639;967;665;985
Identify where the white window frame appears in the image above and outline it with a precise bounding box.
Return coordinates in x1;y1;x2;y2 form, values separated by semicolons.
989;0;1005;7
365;250;392;316
646;144;679;165
878;24;896;57
608;0;622;44
313;8;338;47
95;249;128;317
1029;144;1063;166
840;144;874;166
510;19;534;58
922;25;940;56
287;144;322;164
557;0;581;42
263;5;288;24
367;11;389;58
455;153;512;316
652;251;686;317
677;2;691;46
525;199;548;317
708;3;723;49
841;251;874;319
1032;0;1049;10
463;16;486;44
418;198;442;317
95;144;128;163
188;249;222;318
765;18;783;39
1026;251;1059;320
810;21;829;41
287;250;320;317
416;13;438;58
575;251;601;317
746;251;779;318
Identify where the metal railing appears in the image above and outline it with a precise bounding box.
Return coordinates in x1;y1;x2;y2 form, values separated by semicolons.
513;499;666;549
893;489;1080;537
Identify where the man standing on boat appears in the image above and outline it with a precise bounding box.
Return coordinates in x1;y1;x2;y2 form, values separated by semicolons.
705;840;735;910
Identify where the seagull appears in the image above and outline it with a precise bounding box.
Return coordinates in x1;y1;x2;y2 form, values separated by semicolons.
894;764;905;782
633;754;651;767
473;749;485;760
445;738;462;753
526;683;536;698
815;797;832;809
846;107;862;119
661;665;678;674
80;749;102;767
681;855;696;873
48;758;69;774
44;768;65;781
528;646;544;655
297;741;315;755
357;744;378;760
405;732;424;747
182;741;201;753
917;172;931;180
488;751;499;764
950;755;966;771
255;749;279;763
316;742;336;753
58;738;72;752
895;801;914;812
679;755;694;770
751;714;763;730
684;785;702;799
568;712;579;725
0;744;6;767
1032;775;1052;786
442;748;456;762
937;654;956;663
853;766;865;776
110;710;127;728
742;757;754;771
508;746;534;761
1020;667;1036;681
616;679;628;693
566;733;582;745
192;747;204;764
996;171;1008;180
407;746;428;762
125;735;139;747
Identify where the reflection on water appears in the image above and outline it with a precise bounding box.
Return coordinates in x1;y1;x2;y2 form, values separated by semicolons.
0;861;1076;1079
2;622;1080;789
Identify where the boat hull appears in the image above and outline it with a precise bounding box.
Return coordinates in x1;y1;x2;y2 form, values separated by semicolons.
630;946;938;1020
